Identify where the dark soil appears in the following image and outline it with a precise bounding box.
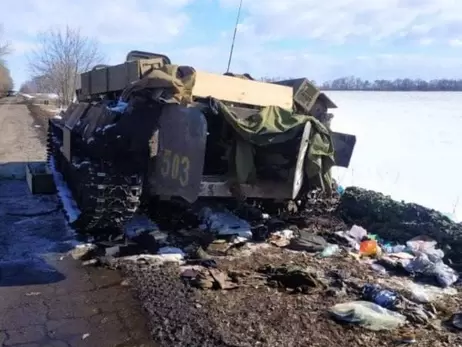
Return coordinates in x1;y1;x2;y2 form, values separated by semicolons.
119;189;462;347
116;188;462;347
122;242;462;347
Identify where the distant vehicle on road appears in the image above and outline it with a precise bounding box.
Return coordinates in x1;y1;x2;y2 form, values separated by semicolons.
6;90;16;97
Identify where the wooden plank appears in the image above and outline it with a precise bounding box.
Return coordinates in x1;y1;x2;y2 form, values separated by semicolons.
193;71;293;109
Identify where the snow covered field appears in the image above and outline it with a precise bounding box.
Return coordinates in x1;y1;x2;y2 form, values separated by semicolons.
329;91;462;221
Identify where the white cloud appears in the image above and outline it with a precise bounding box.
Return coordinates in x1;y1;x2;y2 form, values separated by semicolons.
1;0;193;45
448;39;462;47
419;38;434;45
168;41;462;82
10;41;39;55
220;0;462;44
3;0;462;85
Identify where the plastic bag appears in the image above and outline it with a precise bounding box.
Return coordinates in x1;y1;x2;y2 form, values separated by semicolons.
405;253;458;287
348;225;367;241
320;244;340;257
199;207;252;239
434;262;458;287
406;235;437;253
329;301;406;331
362;284;398;309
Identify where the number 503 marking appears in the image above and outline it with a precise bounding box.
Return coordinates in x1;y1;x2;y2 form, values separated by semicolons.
160;149;190;187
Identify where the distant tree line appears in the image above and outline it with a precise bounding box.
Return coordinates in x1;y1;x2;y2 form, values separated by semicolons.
320;76;462;91
263;76;462;91
0;24;13;96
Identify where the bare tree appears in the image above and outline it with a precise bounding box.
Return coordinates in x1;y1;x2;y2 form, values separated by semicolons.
0;24;11;62
0;24;13;96
20;75;56;94
28;26;105;105
19;81;33;94
0;65;13;95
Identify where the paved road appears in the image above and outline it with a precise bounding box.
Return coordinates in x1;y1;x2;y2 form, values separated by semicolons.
0;97;155;347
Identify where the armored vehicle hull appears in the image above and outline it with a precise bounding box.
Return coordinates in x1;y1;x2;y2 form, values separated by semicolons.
47;51;356;238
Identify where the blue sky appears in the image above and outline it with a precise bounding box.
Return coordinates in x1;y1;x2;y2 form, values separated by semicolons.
2;0;462;88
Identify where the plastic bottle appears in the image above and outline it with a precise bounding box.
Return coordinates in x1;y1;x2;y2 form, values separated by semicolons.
362;283;399;309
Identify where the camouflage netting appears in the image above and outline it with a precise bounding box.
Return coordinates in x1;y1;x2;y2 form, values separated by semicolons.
337;187;462;262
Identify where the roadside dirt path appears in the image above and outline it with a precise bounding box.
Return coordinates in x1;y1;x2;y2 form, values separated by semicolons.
0;97;46;179
0;97;155;347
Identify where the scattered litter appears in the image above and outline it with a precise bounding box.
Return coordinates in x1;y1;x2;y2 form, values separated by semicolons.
405;253;458;287
185;267;239;290
450;313;462;330
230;236;249;245
82;259;98;266
186;258;218;268
120;254;184;266
407;285;432;304
378;277;457;303
348;225;367;242
320;244;340;257
362;283;399;309
82;333;90;340
395;333;417;344
25;292;41;296
120;279;131;286
69;243;96;260
370;263;388;275
383;244;407;254
287;230;327;252
406;235;438;254
104;245;121;257
124;214;160;239
259;264;326;293
329;301;406;331
359;239;379;257
275;229;294;239
158;247;185;257
199;207;252;239
334;224;367;250
269;229;294;247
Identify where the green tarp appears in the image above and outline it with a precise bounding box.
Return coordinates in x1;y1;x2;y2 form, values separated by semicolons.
208;99;336;193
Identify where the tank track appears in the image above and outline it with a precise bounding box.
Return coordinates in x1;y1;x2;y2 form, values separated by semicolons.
47;123;143;240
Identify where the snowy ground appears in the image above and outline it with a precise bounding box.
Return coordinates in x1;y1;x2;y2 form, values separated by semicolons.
329;91;462;221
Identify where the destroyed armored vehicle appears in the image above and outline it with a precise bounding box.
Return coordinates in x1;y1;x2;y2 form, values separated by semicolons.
47;50;356;237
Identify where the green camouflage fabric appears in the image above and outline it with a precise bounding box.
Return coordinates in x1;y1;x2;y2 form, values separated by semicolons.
210;100;336;193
